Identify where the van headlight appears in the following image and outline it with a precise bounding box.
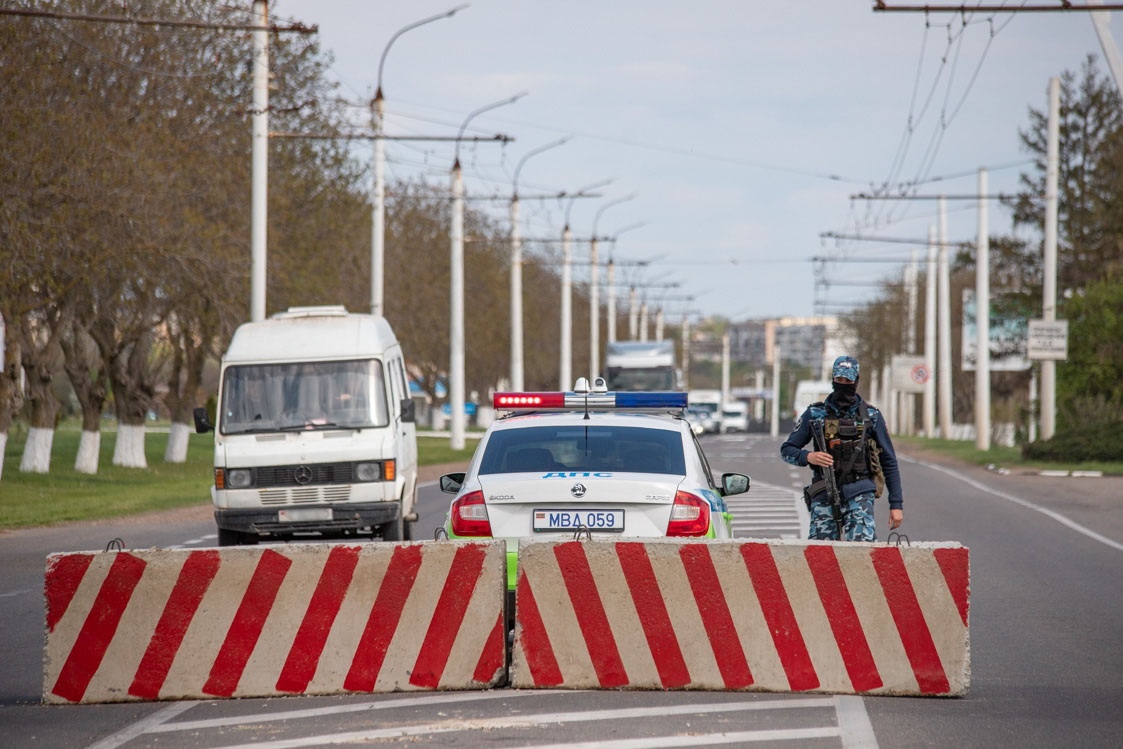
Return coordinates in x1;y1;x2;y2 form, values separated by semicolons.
227;469;253;489
355;462;382;482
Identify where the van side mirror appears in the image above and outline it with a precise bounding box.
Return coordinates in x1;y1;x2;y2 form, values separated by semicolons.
193;407;214;434
400;397;416;423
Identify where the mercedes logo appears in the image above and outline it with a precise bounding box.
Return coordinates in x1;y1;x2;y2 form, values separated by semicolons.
293;465;314;485
570;483;587;498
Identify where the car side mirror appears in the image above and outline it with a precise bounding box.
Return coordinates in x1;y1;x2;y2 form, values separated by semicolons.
721;472;750;496
439;473;465;494
400;397;416;423
193;406;214;434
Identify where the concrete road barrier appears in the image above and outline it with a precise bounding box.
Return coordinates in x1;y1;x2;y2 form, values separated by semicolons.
44;541;506;704
510;538;969;696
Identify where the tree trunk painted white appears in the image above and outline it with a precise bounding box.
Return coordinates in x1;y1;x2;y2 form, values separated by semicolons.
0;432;7;481
164;421;191;463
112;423;148;468
74;430;101;474
19;427;55;473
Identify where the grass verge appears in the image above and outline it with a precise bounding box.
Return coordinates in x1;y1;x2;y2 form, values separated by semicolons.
1;427;479;531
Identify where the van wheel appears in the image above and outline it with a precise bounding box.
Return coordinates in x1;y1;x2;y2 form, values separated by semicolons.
218;528;257;546
380;515;404;542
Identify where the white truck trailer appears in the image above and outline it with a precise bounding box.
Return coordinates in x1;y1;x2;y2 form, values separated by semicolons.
194;306;418;544
604;340;677;391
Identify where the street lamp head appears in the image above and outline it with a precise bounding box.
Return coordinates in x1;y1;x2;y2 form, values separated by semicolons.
454;91;528;168
513;135;571;197
564;177;615;229
592;193;637;238
376;4;469;103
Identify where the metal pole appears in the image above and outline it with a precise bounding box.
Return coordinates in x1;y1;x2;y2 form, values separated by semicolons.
976;168;992;450
770;344;781;438
510;137;569;390
250;0;268;322
560;224;572;389
590;194;635;378
1042;77;1060;440
924;226;938;438
606;260;617;343
450;163;466;450
371;5;468;317
449;92;525;448
938;197;953;439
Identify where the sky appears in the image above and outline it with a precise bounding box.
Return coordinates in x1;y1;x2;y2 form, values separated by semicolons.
276;0;1103;322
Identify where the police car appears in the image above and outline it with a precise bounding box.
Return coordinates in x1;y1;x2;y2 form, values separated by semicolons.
440;378;751;590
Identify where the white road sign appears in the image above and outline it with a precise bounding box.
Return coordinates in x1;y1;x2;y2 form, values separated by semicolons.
1027;319;1068;361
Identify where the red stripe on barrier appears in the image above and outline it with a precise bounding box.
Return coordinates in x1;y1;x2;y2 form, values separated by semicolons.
410;544;487;688
473;611;506;684
871;547;950;694
129;550;221;700
45;554;93;634
803;545;882;692
679;544;754;689
740;543;819;691
554;542;629;688
51;552;146;703
343;544;423;692
515;569;563;686
275;545;361;694
203;549;292;698
933;547;970;628
615;542;691;688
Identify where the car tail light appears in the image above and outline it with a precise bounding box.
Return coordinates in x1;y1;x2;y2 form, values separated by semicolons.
450;490;492;537
666;491;710;537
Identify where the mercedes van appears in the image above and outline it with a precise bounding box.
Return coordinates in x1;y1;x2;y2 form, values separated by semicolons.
194;306;418;544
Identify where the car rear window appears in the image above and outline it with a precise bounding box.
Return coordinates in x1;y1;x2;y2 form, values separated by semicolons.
479;425;686;475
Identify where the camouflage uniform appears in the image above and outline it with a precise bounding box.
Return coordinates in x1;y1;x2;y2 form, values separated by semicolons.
780;357;903;542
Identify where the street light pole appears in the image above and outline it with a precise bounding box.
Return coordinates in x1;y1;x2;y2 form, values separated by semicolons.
590;194;635;379
250;0;268;322
603;221;644;344
450;92;526;449
560;178;614;389
510;136;569;390
371;4;468;317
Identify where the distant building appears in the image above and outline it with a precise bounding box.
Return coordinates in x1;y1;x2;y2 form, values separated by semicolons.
727;316;841;378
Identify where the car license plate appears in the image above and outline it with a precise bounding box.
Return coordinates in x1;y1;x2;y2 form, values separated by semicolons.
277;508;333;522
533;509;624;532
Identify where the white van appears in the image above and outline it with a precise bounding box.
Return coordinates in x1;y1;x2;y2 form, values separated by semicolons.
194;306;418;545
791;380;834;419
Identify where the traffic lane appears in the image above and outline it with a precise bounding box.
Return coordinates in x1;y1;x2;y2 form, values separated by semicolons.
861;453;1123;748
0;505;217;706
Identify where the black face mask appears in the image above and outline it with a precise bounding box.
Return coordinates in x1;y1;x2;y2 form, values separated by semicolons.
832;381;858;408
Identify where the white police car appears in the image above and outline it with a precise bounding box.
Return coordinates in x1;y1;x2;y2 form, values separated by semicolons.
440;378;751;590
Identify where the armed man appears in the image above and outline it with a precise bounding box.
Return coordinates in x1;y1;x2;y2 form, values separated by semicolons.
780;355;903;541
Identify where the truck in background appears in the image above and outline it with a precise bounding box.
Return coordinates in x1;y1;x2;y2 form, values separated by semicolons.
604;340;677;391
194;306;418;545
791;379;834;419
687;388;723;433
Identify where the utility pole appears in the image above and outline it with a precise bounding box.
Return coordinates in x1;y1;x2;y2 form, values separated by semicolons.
938;197;953;439
976;168;991;450
924;226;938;438
1042;77;1060;440
250;0;268;322
559;179;614;389
770;345;782;438
590;195;635;378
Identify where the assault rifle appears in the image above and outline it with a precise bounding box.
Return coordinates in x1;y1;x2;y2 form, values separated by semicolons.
810;419;845;537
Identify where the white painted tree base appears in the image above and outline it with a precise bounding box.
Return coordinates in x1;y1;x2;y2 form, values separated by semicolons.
74;430;101;474
164;422;190;463
112;424;148;468
20;427;54;473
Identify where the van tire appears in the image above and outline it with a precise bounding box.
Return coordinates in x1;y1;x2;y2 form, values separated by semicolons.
380;515;404;542
218;528;257;546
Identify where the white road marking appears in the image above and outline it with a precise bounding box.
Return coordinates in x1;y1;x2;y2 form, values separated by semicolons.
202;697;845;749
85;702;196;749
907;457;1123;552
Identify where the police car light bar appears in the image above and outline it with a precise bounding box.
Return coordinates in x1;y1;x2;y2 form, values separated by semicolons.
492;390;688;411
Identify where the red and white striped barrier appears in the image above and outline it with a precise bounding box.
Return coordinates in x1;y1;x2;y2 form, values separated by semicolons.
44;541;507;704
511;538;969;696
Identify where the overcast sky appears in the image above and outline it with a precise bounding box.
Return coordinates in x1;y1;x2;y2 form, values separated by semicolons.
276;1;1103;322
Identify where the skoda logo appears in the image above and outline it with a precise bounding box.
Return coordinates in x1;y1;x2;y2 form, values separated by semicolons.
293;465;314;485
570;483;587;498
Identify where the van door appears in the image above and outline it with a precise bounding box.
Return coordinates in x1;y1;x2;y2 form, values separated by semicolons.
388;354;418;512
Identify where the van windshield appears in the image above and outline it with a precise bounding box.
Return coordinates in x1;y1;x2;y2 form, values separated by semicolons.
220;360;388;434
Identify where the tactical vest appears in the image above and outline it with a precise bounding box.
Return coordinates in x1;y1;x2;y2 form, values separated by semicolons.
821;402;885;497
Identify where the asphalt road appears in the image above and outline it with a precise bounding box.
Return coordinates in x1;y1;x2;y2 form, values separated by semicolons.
2;433;1121;748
